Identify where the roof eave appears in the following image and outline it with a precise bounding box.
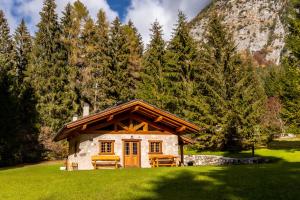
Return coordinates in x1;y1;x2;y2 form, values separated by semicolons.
53;99;202;142
53;125;67;142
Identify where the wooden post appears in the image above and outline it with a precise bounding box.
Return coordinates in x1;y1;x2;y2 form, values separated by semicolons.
180;144;184;166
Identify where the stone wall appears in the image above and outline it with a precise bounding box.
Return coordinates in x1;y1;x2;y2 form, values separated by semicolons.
68;133;179;170
184;155;270;166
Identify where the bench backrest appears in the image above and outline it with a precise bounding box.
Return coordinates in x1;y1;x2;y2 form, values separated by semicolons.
149;154;178;159
91;155;120;161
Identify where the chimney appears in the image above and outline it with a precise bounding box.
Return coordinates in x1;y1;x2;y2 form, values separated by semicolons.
72;114;78;122
83;103;90;117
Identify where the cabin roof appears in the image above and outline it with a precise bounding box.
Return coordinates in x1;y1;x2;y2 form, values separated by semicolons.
53;99;201;141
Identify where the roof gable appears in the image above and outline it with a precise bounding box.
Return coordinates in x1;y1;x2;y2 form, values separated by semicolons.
54;99;200;141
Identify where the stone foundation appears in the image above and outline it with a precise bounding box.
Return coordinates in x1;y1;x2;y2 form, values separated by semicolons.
184;155;270;166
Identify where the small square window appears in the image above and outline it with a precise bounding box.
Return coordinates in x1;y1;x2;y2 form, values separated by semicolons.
99;140;115;155
149;141;162;154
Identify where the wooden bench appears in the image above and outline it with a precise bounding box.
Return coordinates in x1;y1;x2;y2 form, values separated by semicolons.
149;155;178;167
91;155;120;169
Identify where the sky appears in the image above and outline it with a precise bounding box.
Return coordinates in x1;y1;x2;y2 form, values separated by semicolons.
0;0;211;44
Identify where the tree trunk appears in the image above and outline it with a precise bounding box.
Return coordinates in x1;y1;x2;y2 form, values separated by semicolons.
251;144;255;157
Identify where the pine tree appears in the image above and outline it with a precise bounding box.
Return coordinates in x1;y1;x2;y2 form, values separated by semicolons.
80;17;98;109
13;19;41;163
61;1;94;113
0;12;40;166
60;2;80;112
196;13;266;152
164;12;208;124
237;54;268;154
60;3;73;60
107;17;133;103
0;10;18;165
90;9;111;110
13;19;32;84
124;20;143;86
0;10;14;72
137;20;168;108
0;10;12;101
69;0;89;68
280;0;300;134
29;0;77;158
0;69;19;166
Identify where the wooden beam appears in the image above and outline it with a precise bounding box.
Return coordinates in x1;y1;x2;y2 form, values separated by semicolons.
81;124;87;131
66;107;133;128
89;121;111;130
67;131;81;140
129;118;134;131
143;122;148;131
88;115;128;130
131;106;140;113
154;116;163;122
131;114;175;133
176;126;186;133
107;115;114;122
133;122;146;131
116;122;129;131
180;143;184;166
82;130;172;135
137;104;200;131
137;107;197;132
180;135;194;144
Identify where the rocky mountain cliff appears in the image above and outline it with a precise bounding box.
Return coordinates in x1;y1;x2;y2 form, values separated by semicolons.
190;0;288;65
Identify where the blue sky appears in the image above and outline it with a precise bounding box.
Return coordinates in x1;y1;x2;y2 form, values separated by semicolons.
107;0;131;21
0;0;211;44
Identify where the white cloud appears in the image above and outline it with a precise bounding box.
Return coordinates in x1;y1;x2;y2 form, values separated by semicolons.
0;0;211;44
0;0;118;35
64;0;118;22
125;0;211;44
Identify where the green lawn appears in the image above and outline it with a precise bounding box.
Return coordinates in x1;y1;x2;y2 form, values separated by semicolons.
1;143;300;200
185;137;300;158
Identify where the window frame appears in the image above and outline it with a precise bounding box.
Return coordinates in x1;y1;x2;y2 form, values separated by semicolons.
148;140;163;154
99;140;115;155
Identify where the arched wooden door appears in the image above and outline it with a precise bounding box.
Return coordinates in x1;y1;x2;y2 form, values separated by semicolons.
123;140;141;168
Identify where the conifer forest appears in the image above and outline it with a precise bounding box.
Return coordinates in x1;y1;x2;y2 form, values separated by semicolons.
0;0;299;166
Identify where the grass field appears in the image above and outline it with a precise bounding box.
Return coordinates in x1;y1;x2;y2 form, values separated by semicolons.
1;140;300;200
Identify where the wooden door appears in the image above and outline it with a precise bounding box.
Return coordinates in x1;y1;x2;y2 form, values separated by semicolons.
123;140;140;168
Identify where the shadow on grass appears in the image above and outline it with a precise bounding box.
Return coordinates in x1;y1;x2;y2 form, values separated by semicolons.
267;140;300;151
0;160;62;171
138;159;300;200
0;164;26;171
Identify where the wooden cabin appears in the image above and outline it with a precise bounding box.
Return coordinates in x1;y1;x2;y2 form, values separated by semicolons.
54;100;200;170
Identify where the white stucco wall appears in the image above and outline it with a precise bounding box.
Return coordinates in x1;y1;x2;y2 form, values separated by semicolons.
68;133;179;170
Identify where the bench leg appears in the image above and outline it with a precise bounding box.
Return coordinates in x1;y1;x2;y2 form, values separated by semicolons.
151;159;156;168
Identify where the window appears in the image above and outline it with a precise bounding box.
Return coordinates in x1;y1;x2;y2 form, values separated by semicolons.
132;143;138;155
99;140;115;155
125;142;130;155
149;141;162;154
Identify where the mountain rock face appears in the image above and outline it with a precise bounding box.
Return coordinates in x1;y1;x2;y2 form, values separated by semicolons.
190;0;288;65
